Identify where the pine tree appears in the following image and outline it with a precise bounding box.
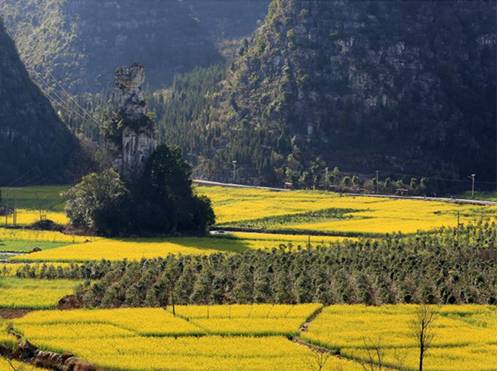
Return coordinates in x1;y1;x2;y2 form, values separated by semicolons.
124;284;142;307
174;264;195;304
190;265;213;304
273;269;294;304
232;263;254;303
253;265;272;303
144;286;160;307
293;271;313;303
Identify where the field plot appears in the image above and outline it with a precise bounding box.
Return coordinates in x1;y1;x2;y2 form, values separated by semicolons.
12;233;351;262
9;306;359;370
0;278;79;309
2;209;69;226
15;308;205;337
0;358;43;371
169;304;321;336
198;186;495;235
2;185;495;236
26;336;361;370
0;228;93;243
0;186;67;211
0;240;67;253
302;305;496;371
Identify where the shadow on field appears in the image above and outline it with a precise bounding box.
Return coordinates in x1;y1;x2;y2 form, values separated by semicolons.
110;234;251;254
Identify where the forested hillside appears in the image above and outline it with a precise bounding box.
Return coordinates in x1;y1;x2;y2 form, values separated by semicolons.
0;0;222;93
184;0;270;41
0;0;270;94
183;0;496;186
0;20;83;185
1;0;494;190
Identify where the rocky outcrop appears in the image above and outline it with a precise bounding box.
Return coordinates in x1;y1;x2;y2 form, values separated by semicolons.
7;327;96;371
110;64;156;180
57;295;82;310
193;0;497;184
0;19;83;185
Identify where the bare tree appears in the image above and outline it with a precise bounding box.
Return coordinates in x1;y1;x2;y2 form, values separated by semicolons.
357;337;385;371
306;347;332;371
411;305;438;371
393;347;408;371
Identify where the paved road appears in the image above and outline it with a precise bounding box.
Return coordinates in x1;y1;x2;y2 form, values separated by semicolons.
193;179;496;206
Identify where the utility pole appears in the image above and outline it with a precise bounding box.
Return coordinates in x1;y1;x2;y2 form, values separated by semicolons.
325;167;329;189
470;174;476;198
375;170;379;194
13;197;16;227
232;160;237;184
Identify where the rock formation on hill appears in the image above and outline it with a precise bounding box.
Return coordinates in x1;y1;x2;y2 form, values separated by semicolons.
191;0;496;185
109;64;156;181
0;19;82;185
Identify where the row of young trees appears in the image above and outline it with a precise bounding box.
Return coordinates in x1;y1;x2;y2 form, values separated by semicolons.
14;223;496;307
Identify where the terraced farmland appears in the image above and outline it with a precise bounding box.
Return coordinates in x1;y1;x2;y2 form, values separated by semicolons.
302;305;496;371
0;185;495;370
1;304;495;370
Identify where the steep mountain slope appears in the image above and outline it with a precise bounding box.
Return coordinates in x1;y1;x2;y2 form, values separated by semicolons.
190;0;496;185
0;0;222;93
0;20;82;185
184;0;270;41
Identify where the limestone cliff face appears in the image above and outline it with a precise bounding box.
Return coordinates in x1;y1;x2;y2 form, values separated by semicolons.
110;64;156;181
0;0;222;93
0;20;81;185
197;0;496;182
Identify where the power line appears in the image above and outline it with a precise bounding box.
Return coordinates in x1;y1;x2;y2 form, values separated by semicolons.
30;72;92;125
44;69;104;127
29;68;104;129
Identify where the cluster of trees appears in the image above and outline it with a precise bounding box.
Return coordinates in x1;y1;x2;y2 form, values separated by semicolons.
281;164;432;195
64;145;215;236
15;223;496;306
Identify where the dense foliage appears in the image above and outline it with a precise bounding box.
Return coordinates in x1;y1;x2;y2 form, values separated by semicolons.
185;0;497;187
15;224;496;306
64;169;129;235
64;145;214;236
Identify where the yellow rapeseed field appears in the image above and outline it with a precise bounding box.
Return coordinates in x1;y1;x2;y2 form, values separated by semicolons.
0;357;44;371
28;336;362;370
302;304;496;371
5;185;493;235
197;186;495;234
0;228;93;243
3;304;495;370
16;308;205;337
12;233;351;262
169;303;322;336
171;303;321;319
0;278;79;309
1;209;69;227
